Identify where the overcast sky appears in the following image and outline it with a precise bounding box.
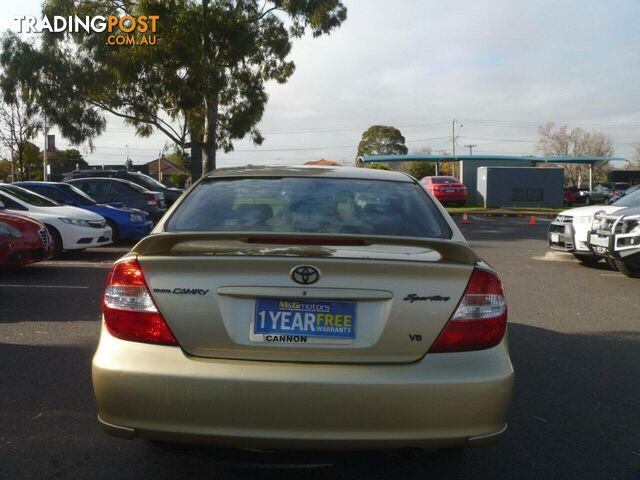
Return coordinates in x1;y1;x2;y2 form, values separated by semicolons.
2;0;640;167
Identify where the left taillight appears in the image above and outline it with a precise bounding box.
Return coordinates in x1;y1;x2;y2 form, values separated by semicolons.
429;267;507;353
147;195;158;206
103;258;178;345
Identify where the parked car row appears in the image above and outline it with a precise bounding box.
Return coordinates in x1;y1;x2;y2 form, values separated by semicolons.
548;187;640;277
62;169;183;206
0;173;183;266
564;182;636;206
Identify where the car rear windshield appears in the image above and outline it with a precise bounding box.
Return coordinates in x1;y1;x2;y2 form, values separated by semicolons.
0;185;59;207
166;177;452;239
431;177;459;184
129;172;167;190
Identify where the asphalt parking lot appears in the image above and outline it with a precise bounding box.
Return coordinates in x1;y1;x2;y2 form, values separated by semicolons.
1;216;638;480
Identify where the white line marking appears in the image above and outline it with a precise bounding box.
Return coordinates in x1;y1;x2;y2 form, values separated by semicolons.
0;284;89;289
32;261;113;269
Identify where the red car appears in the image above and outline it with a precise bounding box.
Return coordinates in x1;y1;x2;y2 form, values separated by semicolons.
563;187;577;206
419;176;468;206
0;209;52;266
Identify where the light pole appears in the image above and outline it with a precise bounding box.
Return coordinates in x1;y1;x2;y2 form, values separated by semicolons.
43;119;49;181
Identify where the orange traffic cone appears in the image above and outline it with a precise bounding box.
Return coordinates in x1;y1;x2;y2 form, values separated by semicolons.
461;212;469;224
529;215;536;225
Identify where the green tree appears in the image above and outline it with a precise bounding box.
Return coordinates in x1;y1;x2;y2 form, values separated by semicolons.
404;161;435;179
401;146;439;179
167;171;189;188
365;162;392;171
16;141;43;180
46;148;89;170
0;159;11;182
356;125;408;168
1;1;347;176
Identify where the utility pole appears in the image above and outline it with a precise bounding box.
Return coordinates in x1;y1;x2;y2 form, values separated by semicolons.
452;120;463;178
452;120;456;159
464;144;477;156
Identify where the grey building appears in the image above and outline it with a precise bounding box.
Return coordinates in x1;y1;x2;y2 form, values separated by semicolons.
476;167;564;208
460;158;531;203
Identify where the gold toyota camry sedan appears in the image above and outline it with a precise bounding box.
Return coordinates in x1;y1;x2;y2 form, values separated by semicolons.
92;166;514;451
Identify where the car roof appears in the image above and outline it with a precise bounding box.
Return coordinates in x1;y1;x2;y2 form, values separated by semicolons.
15;181;64;187
71;169;122;173
68;176;141;187
204;165;415;182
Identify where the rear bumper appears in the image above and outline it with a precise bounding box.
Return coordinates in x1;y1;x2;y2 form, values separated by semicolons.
93;325;514;450
434;193;467;203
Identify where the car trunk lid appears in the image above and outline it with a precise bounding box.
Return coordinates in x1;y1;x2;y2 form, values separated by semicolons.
133;233;478;364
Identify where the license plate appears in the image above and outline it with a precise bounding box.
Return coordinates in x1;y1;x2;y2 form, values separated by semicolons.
590;235;610;247
551;233;559;243
445;189;456;193
251;298;356;344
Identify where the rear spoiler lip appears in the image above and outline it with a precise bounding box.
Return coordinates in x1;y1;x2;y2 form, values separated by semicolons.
131;232;480;265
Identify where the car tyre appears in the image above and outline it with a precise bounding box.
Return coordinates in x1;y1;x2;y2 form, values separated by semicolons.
45;225;63;258
585;196;592;205
106;220;119;243
572;253;600;266
614;259;640;278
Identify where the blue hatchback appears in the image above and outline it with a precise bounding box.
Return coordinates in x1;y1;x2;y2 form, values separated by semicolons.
16;182;153;242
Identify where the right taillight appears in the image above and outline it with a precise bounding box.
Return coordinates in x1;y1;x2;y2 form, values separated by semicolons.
103;258;178;345
429;267;507;353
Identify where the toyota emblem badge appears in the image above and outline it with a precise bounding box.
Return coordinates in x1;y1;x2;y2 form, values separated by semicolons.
290;265;320;285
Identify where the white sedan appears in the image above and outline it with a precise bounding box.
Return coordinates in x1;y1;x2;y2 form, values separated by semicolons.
0;184;112;256
548;189;640;264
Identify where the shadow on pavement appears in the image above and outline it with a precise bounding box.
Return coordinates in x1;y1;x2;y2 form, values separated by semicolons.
0;266;107;323
1;324;638;480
